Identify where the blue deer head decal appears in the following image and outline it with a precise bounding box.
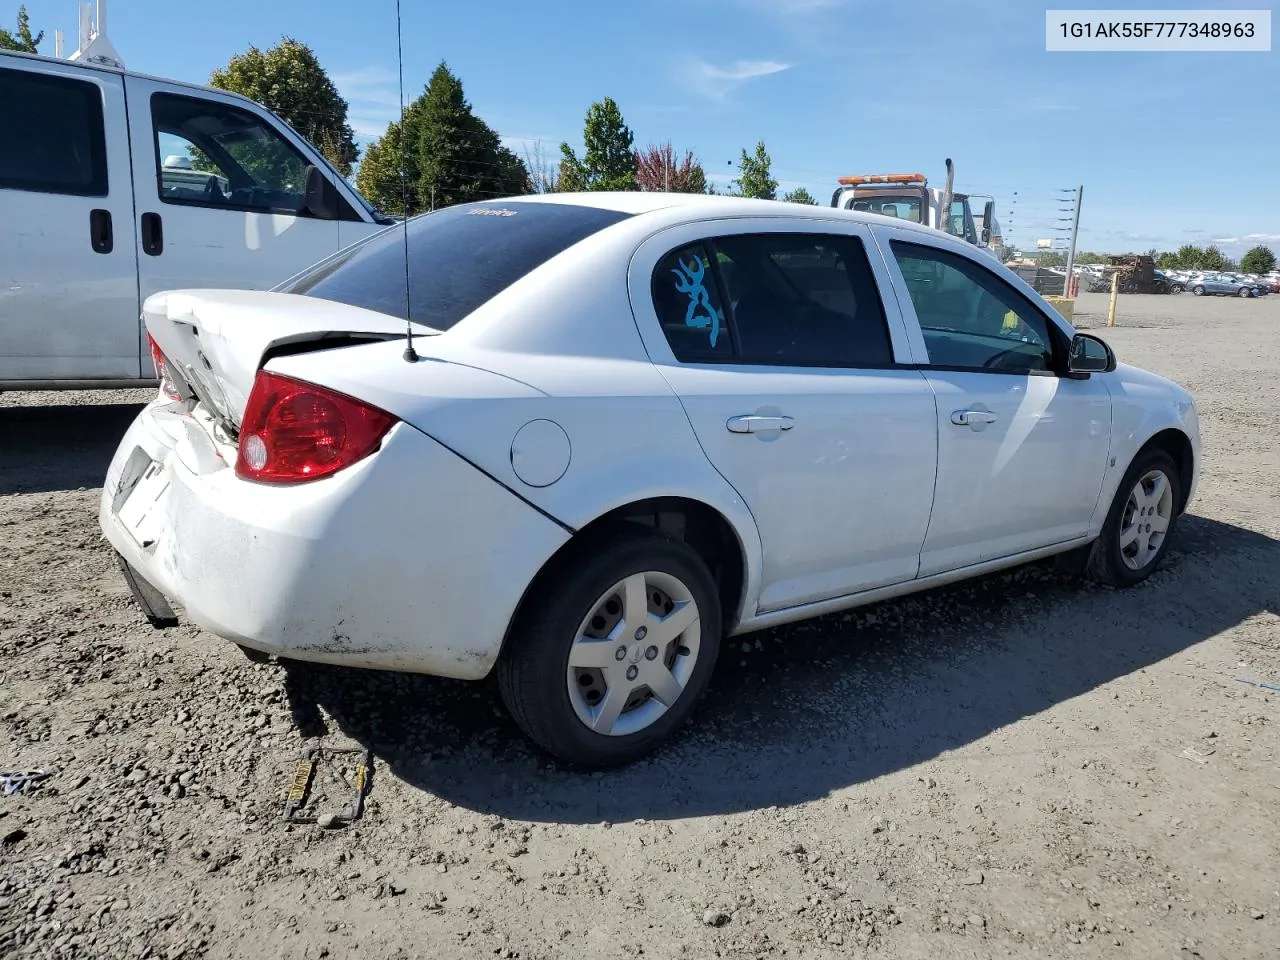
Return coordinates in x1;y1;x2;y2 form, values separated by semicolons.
671;256;721;348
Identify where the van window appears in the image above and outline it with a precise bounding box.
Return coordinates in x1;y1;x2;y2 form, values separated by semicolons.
282;201;632;330
0;67;107;196
150;93;349;218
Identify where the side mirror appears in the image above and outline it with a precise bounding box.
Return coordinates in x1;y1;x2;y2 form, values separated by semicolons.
303;165;339;220
1068;333;1115;375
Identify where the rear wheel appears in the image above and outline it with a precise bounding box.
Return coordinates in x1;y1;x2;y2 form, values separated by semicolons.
498;529;722;768
1085;449;1182;588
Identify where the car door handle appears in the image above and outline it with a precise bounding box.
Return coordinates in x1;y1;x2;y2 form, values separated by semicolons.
89;209;113;254
727;415;795;434
141;212;163;256
951;409;999;426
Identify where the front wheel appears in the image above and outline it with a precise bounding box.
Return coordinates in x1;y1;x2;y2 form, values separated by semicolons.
1238;286;1252;298
498;529;722;768
1192;285;1205;296
1085;449;1182;587
1170;284;1183;294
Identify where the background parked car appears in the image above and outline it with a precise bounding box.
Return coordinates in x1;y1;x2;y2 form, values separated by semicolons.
1188;273;1260;297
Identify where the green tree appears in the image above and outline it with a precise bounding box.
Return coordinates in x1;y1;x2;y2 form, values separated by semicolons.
732;141;777;200
209;38;359;177
559;97;637;191
634;143;706;193
0;5;41;52
354;62;529;216
1201;244;1230;271
781;186;817;205
1239;245;1276;275
1174;244;1206;269
1157;251;1179;269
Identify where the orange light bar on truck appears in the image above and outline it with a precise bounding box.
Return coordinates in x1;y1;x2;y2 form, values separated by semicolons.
837;173;927;185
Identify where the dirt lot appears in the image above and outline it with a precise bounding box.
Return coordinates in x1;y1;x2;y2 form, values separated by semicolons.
2;291;1277;960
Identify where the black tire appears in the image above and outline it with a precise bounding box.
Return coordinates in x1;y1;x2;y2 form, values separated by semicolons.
1084;448;1182;588
1192;285;1205;296
497;527;722;768
1238;286;1252;298
1170;284;1183;294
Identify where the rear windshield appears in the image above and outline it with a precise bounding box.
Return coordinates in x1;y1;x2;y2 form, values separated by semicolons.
281;200;632;330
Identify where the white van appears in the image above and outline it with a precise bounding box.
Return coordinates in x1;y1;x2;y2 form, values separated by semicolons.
0;50;394;387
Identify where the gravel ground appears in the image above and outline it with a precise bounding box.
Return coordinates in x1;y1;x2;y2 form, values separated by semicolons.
2;291;1277;959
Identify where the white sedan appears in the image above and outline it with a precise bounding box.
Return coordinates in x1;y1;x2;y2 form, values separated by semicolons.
100;193;1201;767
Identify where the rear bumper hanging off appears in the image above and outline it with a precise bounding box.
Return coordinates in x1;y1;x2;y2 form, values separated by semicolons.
114;551;179;628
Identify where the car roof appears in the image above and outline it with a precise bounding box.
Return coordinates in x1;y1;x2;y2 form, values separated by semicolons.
0;49;264;110
509;191;949;240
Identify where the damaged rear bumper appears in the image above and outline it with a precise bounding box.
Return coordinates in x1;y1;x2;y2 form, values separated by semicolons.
114;551;178;628
99;402;570;679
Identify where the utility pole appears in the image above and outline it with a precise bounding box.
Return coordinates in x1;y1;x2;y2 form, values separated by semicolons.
1062;185;1083;297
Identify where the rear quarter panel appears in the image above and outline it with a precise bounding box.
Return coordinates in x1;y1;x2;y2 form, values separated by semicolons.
269;221;769;626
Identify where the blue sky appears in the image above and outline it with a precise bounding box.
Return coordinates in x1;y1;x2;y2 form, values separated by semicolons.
23;0;1279;256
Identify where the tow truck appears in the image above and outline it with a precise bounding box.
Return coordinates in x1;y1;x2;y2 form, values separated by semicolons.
829;159;1004;259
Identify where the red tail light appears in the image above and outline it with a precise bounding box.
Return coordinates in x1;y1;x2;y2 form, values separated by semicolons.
147;333;183;401
235;371;397;484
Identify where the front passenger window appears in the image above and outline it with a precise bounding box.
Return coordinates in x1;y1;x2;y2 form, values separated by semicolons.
151;93;313;216
891;241;1056;373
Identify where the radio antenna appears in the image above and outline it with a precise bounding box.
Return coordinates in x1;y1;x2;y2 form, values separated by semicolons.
395;0;418;363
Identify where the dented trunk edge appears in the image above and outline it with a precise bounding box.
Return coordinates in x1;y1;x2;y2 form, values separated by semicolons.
142;289;434;429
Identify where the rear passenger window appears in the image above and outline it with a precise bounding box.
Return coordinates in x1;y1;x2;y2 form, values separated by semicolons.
0;68;107;196
652;243;734;361
653;233;893;367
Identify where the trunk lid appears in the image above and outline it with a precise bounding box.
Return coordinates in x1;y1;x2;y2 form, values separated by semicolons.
143;289;432;429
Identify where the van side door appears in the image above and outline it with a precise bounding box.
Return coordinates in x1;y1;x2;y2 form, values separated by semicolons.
122;78;371;307
0;57;139;381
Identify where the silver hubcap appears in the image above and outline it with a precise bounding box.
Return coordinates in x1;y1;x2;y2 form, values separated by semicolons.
566;571;701;737
1120;469;1174;571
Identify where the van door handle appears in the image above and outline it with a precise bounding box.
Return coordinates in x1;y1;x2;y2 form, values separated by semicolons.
89;209;113;254
951;409;999;426
141;212;163;256
727;415;795;434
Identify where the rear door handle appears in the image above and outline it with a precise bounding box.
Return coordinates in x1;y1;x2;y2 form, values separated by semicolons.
951;409;999;426
727;415;795;434
89;209;113;254
141;212;163;256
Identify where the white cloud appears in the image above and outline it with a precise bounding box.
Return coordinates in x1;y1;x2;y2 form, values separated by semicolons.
679;56;791;101
334;66;403;139
1213;233;1280;246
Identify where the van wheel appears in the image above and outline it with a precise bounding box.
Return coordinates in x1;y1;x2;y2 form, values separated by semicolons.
1085;449;1182;588
498;528;721;768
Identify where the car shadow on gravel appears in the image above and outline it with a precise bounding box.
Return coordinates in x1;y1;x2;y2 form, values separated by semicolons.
280;514;1278;823
0;402;143;495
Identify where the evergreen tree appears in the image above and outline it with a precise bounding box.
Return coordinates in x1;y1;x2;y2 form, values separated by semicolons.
559;97;638;191
356;62;529;215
